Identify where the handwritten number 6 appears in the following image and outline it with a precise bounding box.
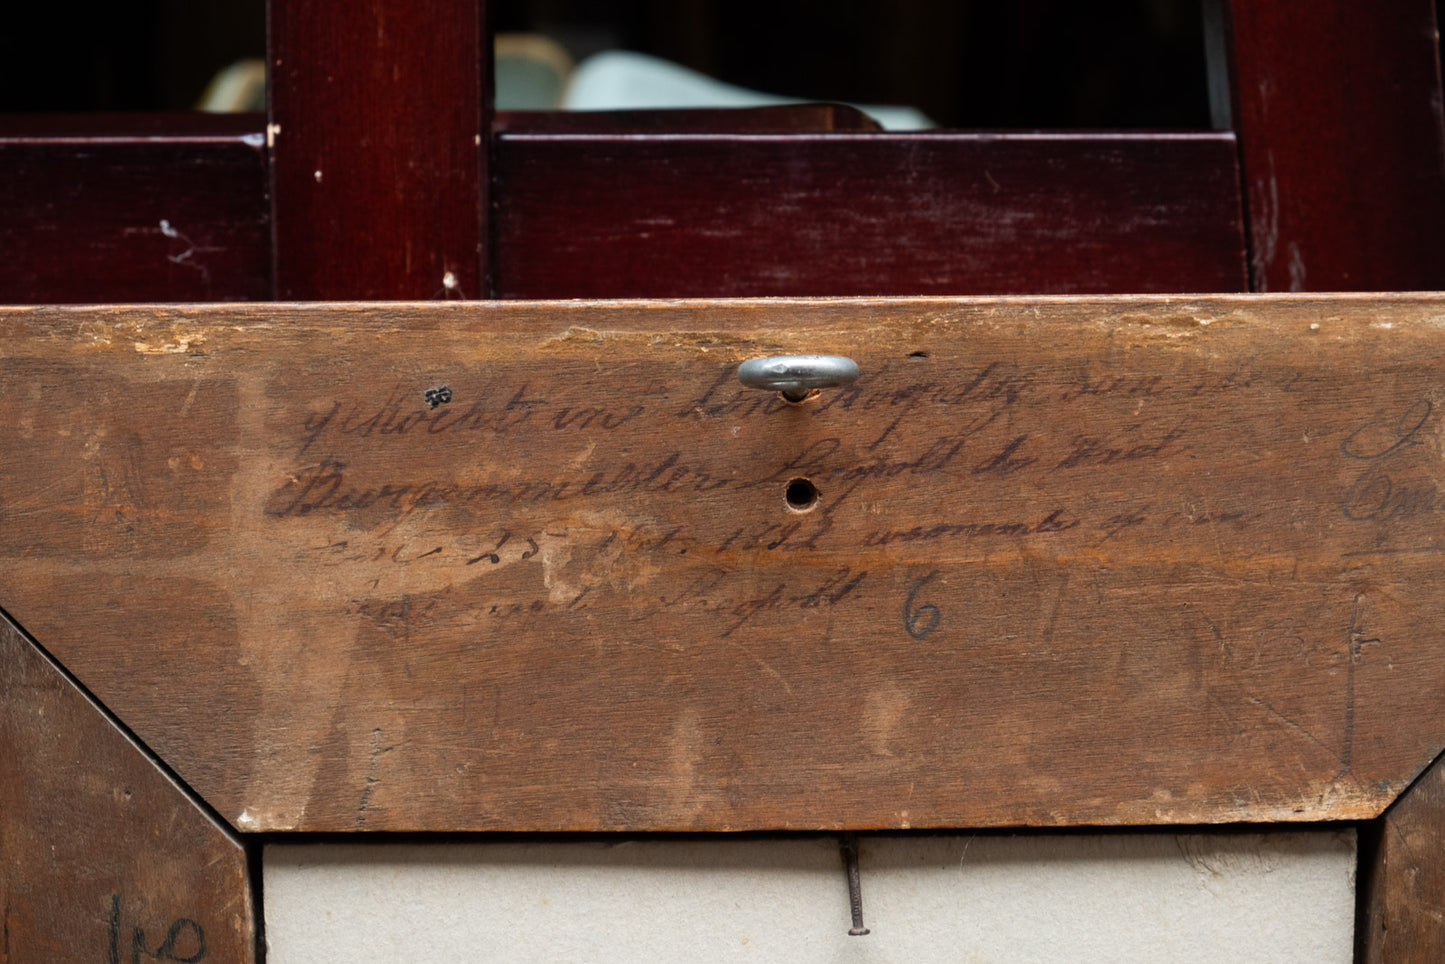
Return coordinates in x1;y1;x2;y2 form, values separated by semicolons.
903;571;941;640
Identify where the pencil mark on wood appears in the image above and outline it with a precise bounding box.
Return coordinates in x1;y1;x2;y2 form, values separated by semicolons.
902;571;941;640
297;385;547;454
971;434;1036;476
1340;400;1441;525
661;567;867;637
356;728;398;829
467;531;510;565
1098;510;1150;542
552;403;644;430
1053;422;1189;471
1341;399;1432;460
1342;472;1444;522
265;453;739;518
863;509;1080;547
1342;594;1383;775
1246;697;1344;766
109;894;207;963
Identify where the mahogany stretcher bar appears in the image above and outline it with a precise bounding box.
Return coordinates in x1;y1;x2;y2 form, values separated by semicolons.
3;294;1445;959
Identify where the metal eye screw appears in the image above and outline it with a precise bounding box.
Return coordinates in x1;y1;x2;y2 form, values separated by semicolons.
737;355;860;402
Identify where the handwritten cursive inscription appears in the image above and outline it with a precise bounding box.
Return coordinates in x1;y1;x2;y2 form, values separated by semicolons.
298;384;646;455
270;356;1279;571
1341;399;1431;460
662;567;867;637
864;509;1080;547
1053;422;1189;471
1340;400;1442;524
265;453;738;518
675;361;1030;420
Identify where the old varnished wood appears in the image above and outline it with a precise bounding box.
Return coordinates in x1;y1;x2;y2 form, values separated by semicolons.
269;0;490;300
0;612;254;961
492;133;1247;298
0;116;270;304
1360;753;1445;960
1;295;1442;835
1222;0;1445;292
493;104;882;134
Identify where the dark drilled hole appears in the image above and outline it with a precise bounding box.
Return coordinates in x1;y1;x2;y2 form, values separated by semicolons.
785;477;820;512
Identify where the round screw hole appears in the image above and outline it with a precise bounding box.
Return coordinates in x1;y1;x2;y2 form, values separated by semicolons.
785;477;820;512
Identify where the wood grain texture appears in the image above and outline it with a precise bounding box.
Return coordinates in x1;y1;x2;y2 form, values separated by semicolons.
0;612;254;962
1;296;1442;834
1360;753;1445;961
269;0;489;300
0;124;270;304
491;133;1247;298
1223;0;1445;292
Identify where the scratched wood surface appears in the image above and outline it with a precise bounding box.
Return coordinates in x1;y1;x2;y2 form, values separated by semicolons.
2;296;1443;833
0;115;270;304
492;133;1247;298
1360;752;1445;960
0;612;254;961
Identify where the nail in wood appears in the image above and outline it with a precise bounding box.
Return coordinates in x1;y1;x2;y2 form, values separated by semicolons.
841;835;870;936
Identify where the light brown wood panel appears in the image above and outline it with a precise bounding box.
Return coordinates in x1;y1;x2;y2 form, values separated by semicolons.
0;613;254;961
1;296;1443;833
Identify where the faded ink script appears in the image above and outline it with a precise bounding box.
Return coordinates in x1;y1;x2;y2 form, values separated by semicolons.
1340;399;1445;555
259;355;1371;636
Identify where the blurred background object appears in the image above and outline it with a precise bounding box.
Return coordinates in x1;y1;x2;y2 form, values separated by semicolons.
1;0;1211;128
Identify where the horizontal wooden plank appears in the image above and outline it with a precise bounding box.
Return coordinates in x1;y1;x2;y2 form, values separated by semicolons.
0;112;266;137
1;295;1441;833
492;133;1248;298
0;613;254;962
0;130;270;303
494;105;882;133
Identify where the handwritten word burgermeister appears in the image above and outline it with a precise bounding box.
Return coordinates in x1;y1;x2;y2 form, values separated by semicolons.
265;453;736;517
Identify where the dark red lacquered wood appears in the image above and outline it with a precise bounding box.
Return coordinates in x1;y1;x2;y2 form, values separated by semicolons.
269;0;490;300
492;132;1247;298
0;113;265;137
1223;0;1445;291
0;116;269;304
494;104;881;134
